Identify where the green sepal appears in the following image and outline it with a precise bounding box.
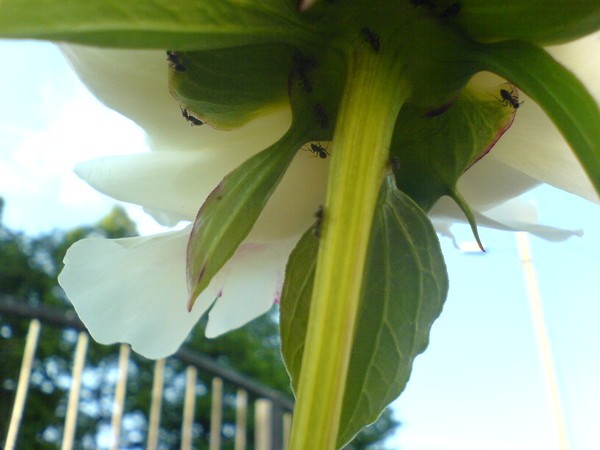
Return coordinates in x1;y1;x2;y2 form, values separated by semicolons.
397;17;481;111
448;189;485;251
170;44;293;130
0;0;308;50
477;40;600;197
287;45;347;142
453;0;600;45
280;174;449;448
186;126;306;310
390;82;517;212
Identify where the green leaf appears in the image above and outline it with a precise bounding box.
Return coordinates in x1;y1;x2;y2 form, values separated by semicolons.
390;83;516;212
0;0;308;50
279;229;318;384
478;40;600;197
287;46;347;142
337;175;448;446
170;44;294;129
187;127;304;309
454;0;600;45
280;174;448;448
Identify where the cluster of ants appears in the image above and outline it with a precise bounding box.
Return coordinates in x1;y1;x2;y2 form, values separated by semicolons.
358;2;461;54
166;50;185;72
291;52;331;132
166;51;205;126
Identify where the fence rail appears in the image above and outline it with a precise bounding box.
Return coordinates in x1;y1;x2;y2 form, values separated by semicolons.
0;295;293;450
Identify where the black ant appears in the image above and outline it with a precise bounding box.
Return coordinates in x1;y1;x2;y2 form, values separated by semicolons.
180;106;204;126
361;27;380;52
314;104;329;129
292;51;317;94
313;205;324;238
499;89;523;109
167;51;186;72
308;143;329;159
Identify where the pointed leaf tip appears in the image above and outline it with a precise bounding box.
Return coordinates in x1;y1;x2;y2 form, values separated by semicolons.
449;189;486;252
187;264;206;311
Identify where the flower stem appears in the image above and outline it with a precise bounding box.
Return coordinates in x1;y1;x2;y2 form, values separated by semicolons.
288;44;408;449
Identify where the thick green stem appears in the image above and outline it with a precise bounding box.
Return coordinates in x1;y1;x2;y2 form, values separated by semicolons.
288;45;409;449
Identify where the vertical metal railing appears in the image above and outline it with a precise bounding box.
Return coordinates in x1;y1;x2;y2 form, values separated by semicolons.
3;319;40;450
61;332;89;450
255;399;273;450
147;358;165;450
109;344;131;450
516;233;572;450
209;377;223;450
283;412;292;450
181;365;198;450
1;298;294;450
235;389;248;450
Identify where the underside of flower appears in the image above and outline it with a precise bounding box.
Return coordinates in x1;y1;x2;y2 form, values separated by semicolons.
1;1;598;449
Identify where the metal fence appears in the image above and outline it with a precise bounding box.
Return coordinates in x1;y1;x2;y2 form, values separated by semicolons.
0;295;293;450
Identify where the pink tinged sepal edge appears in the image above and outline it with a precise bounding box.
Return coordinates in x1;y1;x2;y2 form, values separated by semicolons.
492;33;600;203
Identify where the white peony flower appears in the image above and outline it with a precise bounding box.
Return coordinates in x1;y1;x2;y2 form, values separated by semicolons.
58;35;599;359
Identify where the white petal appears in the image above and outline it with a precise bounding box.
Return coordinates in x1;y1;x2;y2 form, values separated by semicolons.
205;237;298;338
481;199;583;241
491;100;599;203
485;33;600;203
456;153;541;211
141;206;188;227
61;46;190;148
75;143;329;239
432;196;581;242
75;150;255;222
247;150;329;240
547;32;600;97
58;223;302;357
58;226;218;359
61;45;292;152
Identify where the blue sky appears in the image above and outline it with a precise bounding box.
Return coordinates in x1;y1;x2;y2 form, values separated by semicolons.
393;209;600;450
1;40;598;450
